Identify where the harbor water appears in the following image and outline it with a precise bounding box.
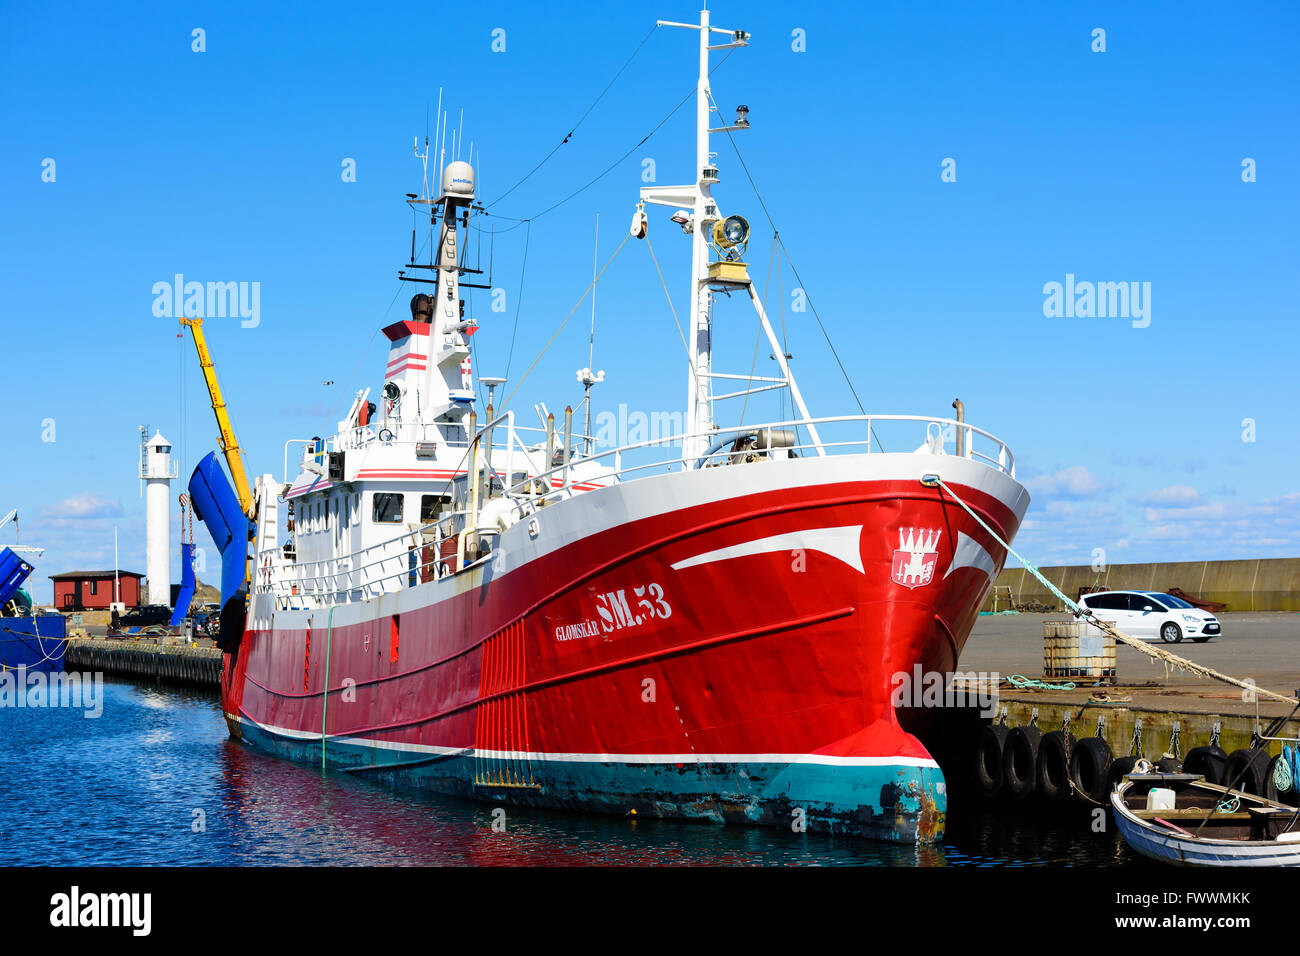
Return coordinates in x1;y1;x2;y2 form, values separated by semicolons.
0;679;1143;867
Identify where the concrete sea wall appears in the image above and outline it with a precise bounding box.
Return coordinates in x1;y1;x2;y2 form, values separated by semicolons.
991;557;1300;611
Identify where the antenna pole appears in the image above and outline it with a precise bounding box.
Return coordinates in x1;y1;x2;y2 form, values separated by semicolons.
439;109;447;174
434;88;443;164
586;214;599;453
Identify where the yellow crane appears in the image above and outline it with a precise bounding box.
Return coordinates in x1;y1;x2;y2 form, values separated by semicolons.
180;317;254;517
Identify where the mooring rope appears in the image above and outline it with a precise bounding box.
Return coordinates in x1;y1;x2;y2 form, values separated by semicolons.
930;476;1298;705
1006;674;1076;691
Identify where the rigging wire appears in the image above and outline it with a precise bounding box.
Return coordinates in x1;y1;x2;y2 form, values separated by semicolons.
499;231;630;411
316;229;434;436
485;24;659;210
644;236;704;408
707;91;872;432
479;49;737;229
738;236;779;428
503;220;532;382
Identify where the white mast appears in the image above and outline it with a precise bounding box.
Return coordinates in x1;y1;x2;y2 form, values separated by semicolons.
644;9;724;463
636;10;823;465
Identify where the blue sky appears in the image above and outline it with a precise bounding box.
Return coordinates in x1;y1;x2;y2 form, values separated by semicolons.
2;1;1297;602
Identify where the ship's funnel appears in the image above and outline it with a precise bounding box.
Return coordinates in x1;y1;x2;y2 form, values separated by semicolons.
441;161;475;199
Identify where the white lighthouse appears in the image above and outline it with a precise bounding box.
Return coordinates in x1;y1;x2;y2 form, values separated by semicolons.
140;428;177;607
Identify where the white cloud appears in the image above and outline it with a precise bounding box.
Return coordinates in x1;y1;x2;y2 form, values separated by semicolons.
1143;501;1225;522
1023;465;1114;499
40;492;124;520
1135;484;1201;507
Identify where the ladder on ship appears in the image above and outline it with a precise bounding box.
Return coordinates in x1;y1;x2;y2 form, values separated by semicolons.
473;620;540;789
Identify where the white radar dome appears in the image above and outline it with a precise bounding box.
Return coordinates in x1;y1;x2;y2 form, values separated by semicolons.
442;161;475;198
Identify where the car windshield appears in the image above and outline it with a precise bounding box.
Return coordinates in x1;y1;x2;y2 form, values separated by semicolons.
1147;592;1192;609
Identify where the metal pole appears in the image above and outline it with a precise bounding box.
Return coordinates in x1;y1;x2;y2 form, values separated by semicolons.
483;402;495;495
562;406;574;491
545;412;556;486
686;8;713;466
465;410;479;564
952;398;966;457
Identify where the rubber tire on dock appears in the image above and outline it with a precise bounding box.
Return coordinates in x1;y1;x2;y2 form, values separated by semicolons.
1225;748;1271;796
1069;736;1114;804
1182;745;1228;785
975;724;1010;798
1036;731;1075;802
1154;757;1184;774
1107;755;1143;793
1003;725;1043;800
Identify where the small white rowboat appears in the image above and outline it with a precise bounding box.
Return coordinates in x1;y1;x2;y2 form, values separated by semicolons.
1112;770;1300;866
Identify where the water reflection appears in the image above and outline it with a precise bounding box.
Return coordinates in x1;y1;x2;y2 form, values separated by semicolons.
0;679;1136;866
214;742;953;866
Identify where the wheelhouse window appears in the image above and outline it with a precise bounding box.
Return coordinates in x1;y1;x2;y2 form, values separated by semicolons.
373;493;404;523
420;494;451;523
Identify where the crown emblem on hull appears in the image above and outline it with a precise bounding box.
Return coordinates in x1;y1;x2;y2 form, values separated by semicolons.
891;527;942;589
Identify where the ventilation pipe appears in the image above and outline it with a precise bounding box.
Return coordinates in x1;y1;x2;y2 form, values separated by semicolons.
952;398;965;457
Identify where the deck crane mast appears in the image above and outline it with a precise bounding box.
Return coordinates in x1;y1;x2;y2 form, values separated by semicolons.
179;317;254;517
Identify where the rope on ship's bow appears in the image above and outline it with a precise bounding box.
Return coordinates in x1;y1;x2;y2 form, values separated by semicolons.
924;474;1298;706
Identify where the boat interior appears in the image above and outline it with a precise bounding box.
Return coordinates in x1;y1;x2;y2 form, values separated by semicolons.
1118;773;1300;842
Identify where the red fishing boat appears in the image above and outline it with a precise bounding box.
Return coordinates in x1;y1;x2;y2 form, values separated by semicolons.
189;9;1029;843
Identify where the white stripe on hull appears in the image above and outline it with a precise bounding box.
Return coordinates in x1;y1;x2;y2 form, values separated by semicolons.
237;717;940;768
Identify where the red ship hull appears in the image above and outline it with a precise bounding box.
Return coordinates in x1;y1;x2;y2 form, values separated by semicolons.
224;454;1028;843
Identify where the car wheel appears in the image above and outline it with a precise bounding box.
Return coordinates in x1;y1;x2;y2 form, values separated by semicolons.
1160;622;1182;643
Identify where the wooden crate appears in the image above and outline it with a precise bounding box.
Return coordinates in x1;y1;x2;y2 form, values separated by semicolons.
1043;619;1116;682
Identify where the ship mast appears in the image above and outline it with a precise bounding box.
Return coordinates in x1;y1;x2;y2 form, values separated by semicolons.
638;10;824;465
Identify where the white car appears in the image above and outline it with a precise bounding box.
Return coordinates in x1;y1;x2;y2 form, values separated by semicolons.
1076;590;1222;644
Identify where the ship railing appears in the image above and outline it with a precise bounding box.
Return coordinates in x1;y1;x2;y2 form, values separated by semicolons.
258;513;460;608
502;413;1015;505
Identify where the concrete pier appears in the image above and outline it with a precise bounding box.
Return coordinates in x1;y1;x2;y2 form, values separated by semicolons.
64;637;221;690
939;611;1300;774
